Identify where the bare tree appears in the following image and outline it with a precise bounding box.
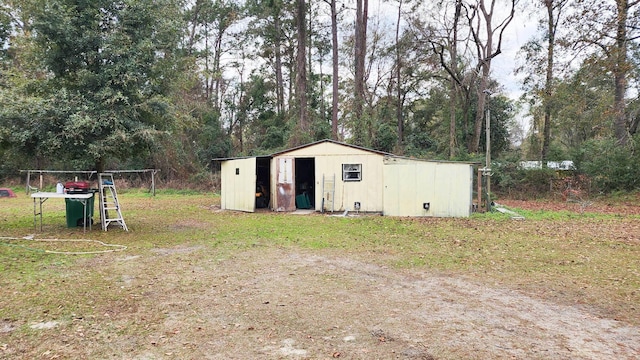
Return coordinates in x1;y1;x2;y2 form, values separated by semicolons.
540;0;568;161
565;0;640;145
417;0;473;158
184;0;240;113
612;0;640;144
449;0;463;159
467;0;517;154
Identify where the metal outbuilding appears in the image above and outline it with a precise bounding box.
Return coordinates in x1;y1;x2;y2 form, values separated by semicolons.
215;139;476;217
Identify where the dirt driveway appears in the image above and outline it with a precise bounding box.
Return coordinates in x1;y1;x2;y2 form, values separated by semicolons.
11;244;636;360
196;248;639;359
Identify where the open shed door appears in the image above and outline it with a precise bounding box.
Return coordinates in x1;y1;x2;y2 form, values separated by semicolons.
275;157;296;211
221;157;257;212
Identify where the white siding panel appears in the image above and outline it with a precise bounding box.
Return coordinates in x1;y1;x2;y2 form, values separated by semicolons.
313;154;384;212
431;163;473;217
221;158;256;212
383;160;430;216
383;158;472;217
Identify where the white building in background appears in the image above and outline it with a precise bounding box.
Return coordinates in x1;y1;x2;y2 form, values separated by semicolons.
519;160;575;170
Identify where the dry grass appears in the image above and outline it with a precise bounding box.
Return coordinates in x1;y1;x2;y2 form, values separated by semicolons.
0;190;639;359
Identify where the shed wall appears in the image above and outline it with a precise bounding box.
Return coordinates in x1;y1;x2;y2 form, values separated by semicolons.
221;158;256;212
383;157;473;217
270;142;385;213
313;154;384;212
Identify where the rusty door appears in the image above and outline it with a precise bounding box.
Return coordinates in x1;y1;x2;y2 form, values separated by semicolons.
275;157;296;211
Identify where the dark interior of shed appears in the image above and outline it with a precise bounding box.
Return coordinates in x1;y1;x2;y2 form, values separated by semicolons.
294;158;315;209
255;158;270;208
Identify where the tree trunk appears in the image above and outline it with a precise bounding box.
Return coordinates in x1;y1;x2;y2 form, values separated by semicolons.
354;0;368;145
186;0;202;54
295;0;308;139
462;91;471;150
426;1;463;158
630;112;640;135
308;2;313;80
95;158;105;174
204;22;211;101
330;0;339;140
274;15;285;116
395;0;403;153
213;29;224;114
449;0;462;159
468;0;516;153
613;0;629;145
471;69;489;153
541;0;556;161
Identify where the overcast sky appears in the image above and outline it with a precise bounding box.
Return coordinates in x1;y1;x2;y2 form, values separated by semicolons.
492;9;538;101
370;0;538;101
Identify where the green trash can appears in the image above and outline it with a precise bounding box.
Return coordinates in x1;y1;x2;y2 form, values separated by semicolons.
65;194;95;228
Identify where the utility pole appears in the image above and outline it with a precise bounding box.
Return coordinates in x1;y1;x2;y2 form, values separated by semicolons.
483;89;492;211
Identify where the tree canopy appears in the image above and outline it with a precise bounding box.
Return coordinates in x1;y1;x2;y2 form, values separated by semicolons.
0;0;638;192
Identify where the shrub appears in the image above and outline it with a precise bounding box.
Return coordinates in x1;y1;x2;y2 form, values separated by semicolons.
573;138;640;193
494;167;557;199
492;151;557;199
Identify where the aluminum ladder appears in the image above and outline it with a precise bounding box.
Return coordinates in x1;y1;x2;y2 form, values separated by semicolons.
98;173;128;231
321;173;335;213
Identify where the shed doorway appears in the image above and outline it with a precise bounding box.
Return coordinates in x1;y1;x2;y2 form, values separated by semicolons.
294;158;315;209
255;157;270;208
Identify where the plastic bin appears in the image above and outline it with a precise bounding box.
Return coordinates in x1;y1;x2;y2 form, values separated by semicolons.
295;193;311;209
65;194;95;227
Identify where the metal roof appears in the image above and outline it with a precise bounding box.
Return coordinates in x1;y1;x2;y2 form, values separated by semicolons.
213;139;392;162
269;139;393;157
212;138;479;165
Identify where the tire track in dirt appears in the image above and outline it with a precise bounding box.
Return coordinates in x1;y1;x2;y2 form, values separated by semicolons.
273;251;640;359
78;247;639;359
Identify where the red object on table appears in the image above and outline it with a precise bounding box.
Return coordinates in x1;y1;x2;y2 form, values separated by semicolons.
64;181;90;194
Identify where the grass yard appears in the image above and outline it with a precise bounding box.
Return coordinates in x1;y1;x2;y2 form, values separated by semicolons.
1;190;639;359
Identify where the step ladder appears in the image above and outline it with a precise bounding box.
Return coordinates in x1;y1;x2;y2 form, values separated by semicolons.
98;173;128;231
321;173;335;213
